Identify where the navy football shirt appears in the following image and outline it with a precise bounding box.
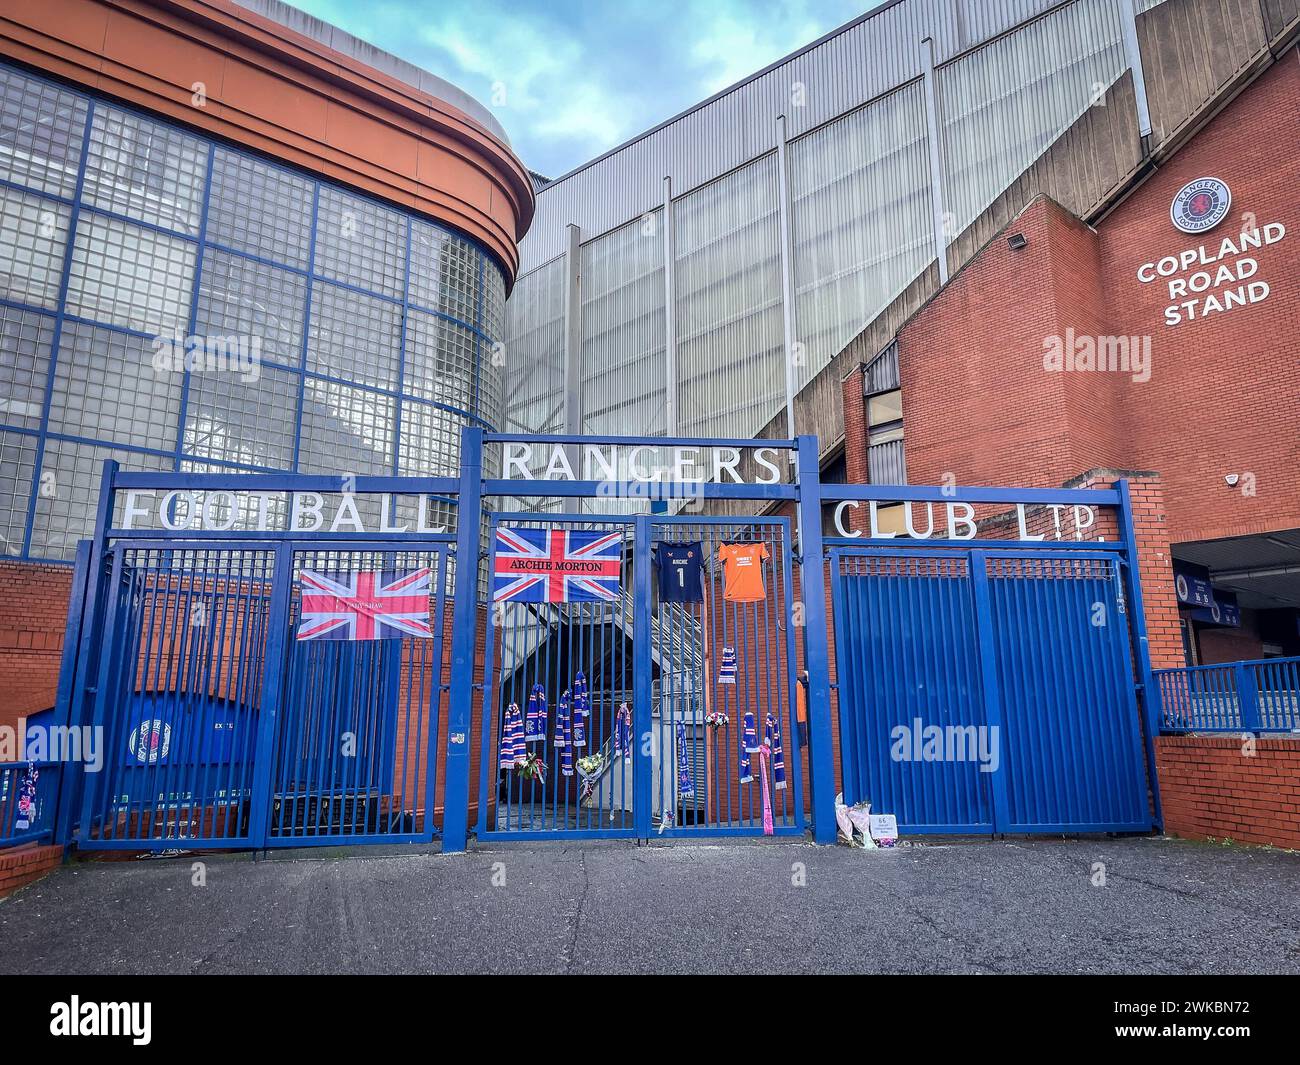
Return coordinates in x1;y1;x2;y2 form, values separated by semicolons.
655;541;704;602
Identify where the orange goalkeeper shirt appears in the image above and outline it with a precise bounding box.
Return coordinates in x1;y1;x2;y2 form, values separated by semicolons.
718;542;769;602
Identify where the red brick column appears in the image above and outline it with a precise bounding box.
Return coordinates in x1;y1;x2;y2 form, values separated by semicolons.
0;562;74;735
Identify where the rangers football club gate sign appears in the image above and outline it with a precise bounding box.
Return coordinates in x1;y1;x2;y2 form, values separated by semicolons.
43;428;1161;854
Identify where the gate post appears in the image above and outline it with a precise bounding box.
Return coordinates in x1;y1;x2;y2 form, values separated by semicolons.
443;426;484;852
794;435;836;843
632;515;653;839
1115;479;1163;831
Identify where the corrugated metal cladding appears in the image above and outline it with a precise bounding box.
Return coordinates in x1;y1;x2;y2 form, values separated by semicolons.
502;255;565;433
937;0;1127;238
674;154;785;439
581;211;666;436
518;0;1067;272
867;438;907;485
505;0;1166;442
789;80;931;392
864;342;901;393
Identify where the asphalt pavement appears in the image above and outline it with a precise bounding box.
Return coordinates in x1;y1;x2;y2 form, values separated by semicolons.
3;836;1299;974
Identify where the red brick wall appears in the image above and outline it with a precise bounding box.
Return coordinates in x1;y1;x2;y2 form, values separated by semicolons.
0;561;74;735
1156;736;1300;850
894;53;1300;546
0;842;61;899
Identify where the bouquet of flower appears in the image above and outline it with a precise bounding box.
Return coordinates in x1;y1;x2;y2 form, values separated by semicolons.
576;754;605;779
517;751;546;783
705;711;730;730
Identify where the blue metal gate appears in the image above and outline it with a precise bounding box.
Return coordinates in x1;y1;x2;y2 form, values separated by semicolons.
77;540;451;849
477;513;805;840
830;546;1152;834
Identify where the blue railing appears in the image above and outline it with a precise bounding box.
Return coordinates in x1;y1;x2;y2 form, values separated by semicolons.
1156;656;1300;733
0;762;60;848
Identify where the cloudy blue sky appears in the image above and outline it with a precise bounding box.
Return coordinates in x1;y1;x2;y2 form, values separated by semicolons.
291;0;867;177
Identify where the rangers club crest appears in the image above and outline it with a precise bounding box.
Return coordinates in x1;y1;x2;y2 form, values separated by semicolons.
297;567;433;641
493;527;622;603
1170;177;1231;234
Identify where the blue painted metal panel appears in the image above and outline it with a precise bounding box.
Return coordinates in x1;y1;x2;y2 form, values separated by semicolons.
831;547;1153;835
982;554;1149;832
832;550;994;833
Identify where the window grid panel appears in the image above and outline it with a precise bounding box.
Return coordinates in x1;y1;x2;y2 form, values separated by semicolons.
65;214;196;334
0;187;71;309
409;219;481;325
207;147;313;267
0;305;55;430
298;378;395;477
31;438;170;560
49;320;183;451
308;283;401;391
82;104;207;234
314;186;406;299
0;66;88;198
0;58;507;562
403;309;479;414
182;363;300;470
397;400;467;477
0;430;37;557
195;249;307;366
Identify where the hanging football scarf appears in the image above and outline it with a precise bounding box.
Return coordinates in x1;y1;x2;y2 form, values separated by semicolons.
524;684;547;744
556;690;575;777
718;646;737;685
764;712;786;791
676;722;695;800
571;672;588;748
498;703;526;772
614;702;633;763
739;736;753;785
573;672;590;717
757;745;774;836
14;761;38;831
742;710;760;753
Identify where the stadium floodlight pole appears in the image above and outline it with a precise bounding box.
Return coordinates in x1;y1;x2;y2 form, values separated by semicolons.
921;36;950;285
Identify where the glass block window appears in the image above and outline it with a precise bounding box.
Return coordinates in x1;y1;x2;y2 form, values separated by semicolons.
410;219;479;323
207;148;312;267
0;60;507;562
30;439;170;560
196;250;306;367
0;305;55;429
397;401;464;477
82;105;207;233
308;283;401;390
314;187;405;299
0;430;37;556
403;310;477;411
0;187;70;309
65;214;196;334
0;66;87;198
49;321;182;451
183;364;300;469
298;379;395;477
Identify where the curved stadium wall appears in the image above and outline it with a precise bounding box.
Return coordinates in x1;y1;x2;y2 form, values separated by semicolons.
0;59;508;562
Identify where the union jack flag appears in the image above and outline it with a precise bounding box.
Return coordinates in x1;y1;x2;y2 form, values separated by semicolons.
297;567;432;641
493;527;622;603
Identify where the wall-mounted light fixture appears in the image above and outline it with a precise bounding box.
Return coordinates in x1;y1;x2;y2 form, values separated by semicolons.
1007;232;1028;251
